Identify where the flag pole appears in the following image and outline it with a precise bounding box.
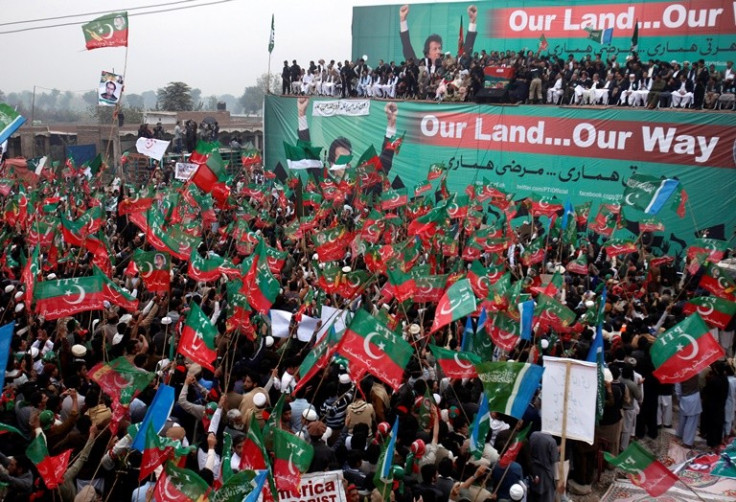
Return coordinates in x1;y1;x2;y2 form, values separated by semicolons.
558;361;572;494
676;479;708;502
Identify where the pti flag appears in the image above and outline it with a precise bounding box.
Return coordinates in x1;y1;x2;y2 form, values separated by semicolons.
430;278;477;333
154;462;210;502
337;308;413;391
476;361;544;419
429;344;480;379
25;435;71;490
136;137;170;162
651;314;725;384
683;296;736;330
34;275;106;320
273;428;314;495
89;356;154;405
82;12;129;50
604;442;678;497
0;104;26;145
178;302;218;371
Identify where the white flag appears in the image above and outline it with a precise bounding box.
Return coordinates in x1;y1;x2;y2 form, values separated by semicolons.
297;316;319;342
135;137;170;161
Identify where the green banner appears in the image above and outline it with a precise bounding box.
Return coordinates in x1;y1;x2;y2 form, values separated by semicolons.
265;95;736;249
352;0;736;68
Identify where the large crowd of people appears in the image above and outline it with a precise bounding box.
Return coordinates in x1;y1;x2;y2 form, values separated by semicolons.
282;53;736;109
0;79;735;501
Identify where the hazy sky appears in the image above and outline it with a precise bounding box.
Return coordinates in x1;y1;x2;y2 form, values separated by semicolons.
2;0;441;97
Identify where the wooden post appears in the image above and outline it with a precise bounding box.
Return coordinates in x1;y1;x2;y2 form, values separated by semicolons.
558;361;572;492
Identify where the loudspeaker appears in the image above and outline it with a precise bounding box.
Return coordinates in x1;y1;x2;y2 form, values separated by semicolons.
475;88;509;104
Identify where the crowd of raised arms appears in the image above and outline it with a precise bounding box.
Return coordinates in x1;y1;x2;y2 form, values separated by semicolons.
281;53;736;109
0;143;734;502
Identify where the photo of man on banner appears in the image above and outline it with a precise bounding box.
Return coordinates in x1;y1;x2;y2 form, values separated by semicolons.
399;3;478;71
296;96;399;183
98;71;124;106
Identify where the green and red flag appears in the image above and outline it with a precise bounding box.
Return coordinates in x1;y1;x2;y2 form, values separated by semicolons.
82;12;128;50
431;278;477;333
427;162;445;181
312;226;352;262
588;203;619;237
447;194;470;220
133;249;170;293
534;293;577;333
604;236;638;258
575;201;592;225
651;314;725;384
95;266;139;311
241;240;280;315
118;186;155;215
429;344;480;379
34;275;105;320
178;302;218;371
498;423;532;468
387;265;417;302
604;442;678;497
527;194;563;218
521;236;546;266
140;422;173;481
89;356;154;405
336;269;372;299
337;309;413;391
639;218;665;233
687;238;728;264
380;188;408;211
683;296;736;331
413;274;447;303
531;270;563;297
699;264;736;301
272;428;314;495
488;313;522;352
241;148;262;167
476;361;544;419
154;462;210;502
26;435;71;489
566;254;588;275
386;132;405;153
294;335;338;394
21;244;40;305
188;250;225;283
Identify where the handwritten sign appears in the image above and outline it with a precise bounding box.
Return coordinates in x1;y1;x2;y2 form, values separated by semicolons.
312;99;371;117
541;356;597;445
174;162;198;181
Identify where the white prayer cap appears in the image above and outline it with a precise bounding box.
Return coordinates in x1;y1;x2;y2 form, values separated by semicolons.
47;273;57;280
4;285;14;293
302;407;318;421
253;392;267;408
119;314;133;324
433;393;441;405
342;266;352;273
112;333;124;345
14;291;23;301
339;373;351;385
103;300;111;309
14;303;24;313
265;335;274;347
540;339;549;350
510;483;526;501
161;316;173;325
29;347;39;359
409;324;421;335
72;344;87;358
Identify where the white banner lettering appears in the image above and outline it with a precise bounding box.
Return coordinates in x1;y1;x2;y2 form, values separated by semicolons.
312;100;371;117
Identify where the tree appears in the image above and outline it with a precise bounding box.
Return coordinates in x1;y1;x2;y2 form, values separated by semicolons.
157;82;193;111
239;73;279;115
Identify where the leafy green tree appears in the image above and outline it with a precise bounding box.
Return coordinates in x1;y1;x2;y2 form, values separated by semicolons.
239;73;279;115
157;82;193;111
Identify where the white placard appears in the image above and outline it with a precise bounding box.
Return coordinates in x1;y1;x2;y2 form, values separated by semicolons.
312;99;370;117
541;356;597;445
297;315;319;342
278;470;347;502
174;162;198;181
270;309;292;338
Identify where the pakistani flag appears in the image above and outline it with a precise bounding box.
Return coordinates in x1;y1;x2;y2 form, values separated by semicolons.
0;103;26;145
283;140;322;169
651;314;725;384
430;278;477;333
631;20;639;52
82;12;129;50
476;361;544;419
604;442;677;497
623;175;680;215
